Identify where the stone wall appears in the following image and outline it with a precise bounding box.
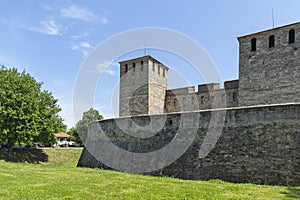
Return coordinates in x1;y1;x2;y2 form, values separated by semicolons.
119;56;239;116
238;22;300;106
119;23;300;116
165;80;239;112
119;55;168;116
119;57;149;116
148;59;168;115
78;103;300;186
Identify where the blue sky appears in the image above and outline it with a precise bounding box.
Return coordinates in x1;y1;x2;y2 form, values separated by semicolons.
1;0;300;128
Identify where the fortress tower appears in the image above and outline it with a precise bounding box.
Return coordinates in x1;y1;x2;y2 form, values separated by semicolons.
80;22;300;186
238;22;300;106
119;55;169;117
118;22;300;117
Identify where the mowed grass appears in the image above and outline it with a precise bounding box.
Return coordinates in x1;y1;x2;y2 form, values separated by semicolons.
0;149;299;200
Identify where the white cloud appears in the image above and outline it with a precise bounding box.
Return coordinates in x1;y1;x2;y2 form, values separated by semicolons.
70;32;91;40
71;41;93;57
61;4;107;24
101;17;108;24
105;69;117;76
97;61;117;76
30;19;62;36
42;5;55;11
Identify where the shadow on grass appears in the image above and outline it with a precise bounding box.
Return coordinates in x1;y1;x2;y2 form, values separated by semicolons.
0;148;48;164
281;187;300;199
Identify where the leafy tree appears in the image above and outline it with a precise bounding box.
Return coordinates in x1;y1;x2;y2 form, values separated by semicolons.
66;127;80;144
0;66;66;148
75;108;103;144
35;115;67;147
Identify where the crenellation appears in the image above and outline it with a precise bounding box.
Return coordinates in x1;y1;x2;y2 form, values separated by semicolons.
166;86;195;96
198;83;220;93
79;22;300;186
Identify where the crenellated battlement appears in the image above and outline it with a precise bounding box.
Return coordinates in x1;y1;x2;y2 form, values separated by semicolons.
79;22;300;186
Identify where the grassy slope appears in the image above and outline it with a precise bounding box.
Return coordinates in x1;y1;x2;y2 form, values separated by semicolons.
0;148;299;200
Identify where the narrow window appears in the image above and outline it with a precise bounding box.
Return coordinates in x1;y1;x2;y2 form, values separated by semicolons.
163;69;165;77
133;62;136;72
158;65;160;74
169;119;173;125
173;99;176;107
125;64;128;73
152;63;155;71
289;29;295;44
251;38;256;51
269;35;275;48
200;96;204;104
233;92;238;102
140;61;144;70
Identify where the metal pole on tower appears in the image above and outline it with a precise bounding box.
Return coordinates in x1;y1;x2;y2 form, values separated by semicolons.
272;8;275;29
144;41;147;56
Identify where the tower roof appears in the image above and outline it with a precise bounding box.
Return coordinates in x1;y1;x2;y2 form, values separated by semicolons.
237;21;300;40
119;55;169;70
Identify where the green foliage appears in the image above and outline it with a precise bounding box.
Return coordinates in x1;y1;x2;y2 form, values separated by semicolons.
0;66;66;147
75;108;103;144
66;127;80;143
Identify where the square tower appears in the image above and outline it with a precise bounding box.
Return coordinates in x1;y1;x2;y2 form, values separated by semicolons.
238;22;300;106
119;55;169;117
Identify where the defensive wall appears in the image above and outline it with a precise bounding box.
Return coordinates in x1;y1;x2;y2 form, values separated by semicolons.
165;80;239;112
78;22;300;186
78;103;300;186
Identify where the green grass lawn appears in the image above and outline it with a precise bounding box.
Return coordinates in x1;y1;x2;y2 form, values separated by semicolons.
0;148;299;200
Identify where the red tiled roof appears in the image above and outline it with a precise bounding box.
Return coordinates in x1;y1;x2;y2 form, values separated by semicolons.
55;132;70;138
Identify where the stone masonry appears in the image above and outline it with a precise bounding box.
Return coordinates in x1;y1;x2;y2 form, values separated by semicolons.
239;22;300;106
119;56;168;116
119;23;300;115
78;103;300;186
119;54;239;116
78;22;300;186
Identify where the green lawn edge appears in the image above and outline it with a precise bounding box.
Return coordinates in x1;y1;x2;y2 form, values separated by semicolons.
0;148;299;200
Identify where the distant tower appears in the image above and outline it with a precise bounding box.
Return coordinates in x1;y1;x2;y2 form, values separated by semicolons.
119;55;169;117
238;22;300;106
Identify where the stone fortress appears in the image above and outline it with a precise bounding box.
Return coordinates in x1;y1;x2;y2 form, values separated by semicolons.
119;55;238;116
119;22;299;116
78;22;300;186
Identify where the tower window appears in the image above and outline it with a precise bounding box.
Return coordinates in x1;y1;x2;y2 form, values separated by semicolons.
163;69;165;77
140;61;144;70
269;35;275;48
251;38;256;51
158;66;160;74
289;29;295;44
125;64;128;73
233;92;238;102
153;63;155;71
133;62;136;72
